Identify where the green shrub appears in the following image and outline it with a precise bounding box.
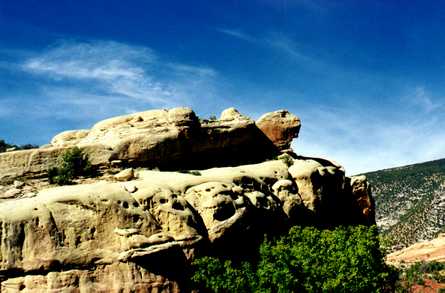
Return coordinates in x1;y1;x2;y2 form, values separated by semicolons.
396;261;445;290
276;153;294;167
192;225;397;292
48;147;94;185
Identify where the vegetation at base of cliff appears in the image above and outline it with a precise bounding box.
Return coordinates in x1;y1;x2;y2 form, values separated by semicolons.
395;261;445;292
48;147;95;185
364;158;445;249
192;225;397;292
0;139;38;153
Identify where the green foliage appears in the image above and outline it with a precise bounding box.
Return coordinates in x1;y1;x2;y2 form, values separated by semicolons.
48;147;94;185
276;153;294;167
192;225;396;292
396;261;445;290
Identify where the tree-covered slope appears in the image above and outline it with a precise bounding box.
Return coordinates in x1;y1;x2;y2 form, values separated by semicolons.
364;158;445;249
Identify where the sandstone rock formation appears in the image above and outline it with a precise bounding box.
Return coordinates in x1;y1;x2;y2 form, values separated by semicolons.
0;107;375;292
0;108;282;184
256;110;301;152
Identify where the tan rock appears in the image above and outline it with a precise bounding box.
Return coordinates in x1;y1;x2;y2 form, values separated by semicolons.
50;129;90;147
122;183;138;193
220;107;248;121
1;263;182;292
0;107;287;183
185;182;248;242
13;180;25;188
348;175;375;224
114;168;134;181
0;106;377;291
272;179;303;218
256;110;301;151
288;157;345;212
1;188;21;199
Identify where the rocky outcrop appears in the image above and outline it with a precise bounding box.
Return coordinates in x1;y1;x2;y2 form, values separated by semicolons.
0;108;283;183
0;159;374;291
256;110;301;152
0;107;375;291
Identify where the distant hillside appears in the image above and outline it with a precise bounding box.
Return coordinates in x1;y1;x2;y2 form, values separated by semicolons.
365;158;445;249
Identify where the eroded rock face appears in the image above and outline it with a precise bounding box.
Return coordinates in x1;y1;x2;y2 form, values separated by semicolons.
256;110;301;151
0;157;375;291
0;107;376;291
185;182;247;242
0;107;282;183
288;157;345;213
347;175;375;225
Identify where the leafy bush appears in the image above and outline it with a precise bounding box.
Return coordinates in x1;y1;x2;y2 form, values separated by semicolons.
276;153;294;167
192;225;397;292
396;261;445;290
48;147;94;185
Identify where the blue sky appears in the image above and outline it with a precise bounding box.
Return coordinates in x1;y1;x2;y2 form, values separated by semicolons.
0;0;444;174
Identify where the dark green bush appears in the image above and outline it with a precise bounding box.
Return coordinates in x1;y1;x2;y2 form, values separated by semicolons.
48;147;94;185
192;225;397;292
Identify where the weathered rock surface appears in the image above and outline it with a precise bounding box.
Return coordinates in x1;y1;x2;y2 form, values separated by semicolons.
114;168;135;182
0;108;284;183
256;110;301;151
0;159;374;291
0;107;375;292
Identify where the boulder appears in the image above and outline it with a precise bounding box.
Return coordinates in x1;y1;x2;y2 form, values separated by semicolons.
288;157;345;213
256;110;301;151
114;168;135;182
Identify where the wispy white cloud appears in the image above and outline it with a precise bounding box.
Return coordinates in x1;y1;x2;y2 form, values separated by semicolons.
407;86;443;113
293;103;445;175
166;63;217;78
18;40;221;119
24;41;151;81
216;28;257;43
217;28;321;69
264;32;323;68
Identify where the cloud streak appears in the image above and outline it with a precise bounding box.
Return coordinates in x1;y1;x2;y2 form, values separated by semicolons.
22;40;219;111
217;28;322;70
216;28;257;43
293;102;445;175
407;86;444;113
